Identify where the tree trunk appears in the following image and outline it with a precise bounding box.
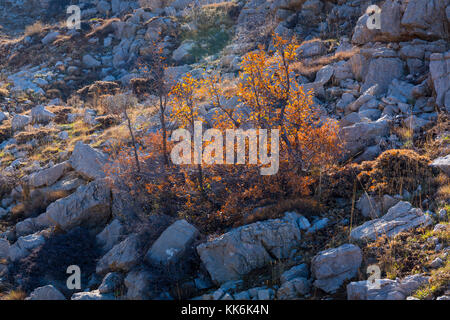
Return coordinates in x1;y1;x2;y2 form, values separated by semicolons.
159;95;169;166
125;109;141;172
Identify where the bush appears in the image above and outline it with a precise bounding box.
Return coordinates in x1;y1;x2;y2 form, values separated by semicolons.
357;149;437;198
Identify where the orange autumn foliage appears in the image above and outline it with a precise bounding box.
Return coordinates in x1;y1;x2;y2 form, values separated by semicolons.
106;34;343;233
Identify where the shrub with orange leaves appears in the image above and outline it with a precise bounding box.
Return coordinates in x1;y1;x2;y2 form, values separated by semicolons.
104;34;343;234
235;34;342;169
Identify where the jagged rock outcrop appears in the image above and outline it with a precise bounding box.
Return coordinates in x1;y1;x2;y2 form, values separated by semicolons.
69;142;109;180
98;272;124;294
429;51;450;111
96;219;124;253
347;274;429;300
26;285;66;300
16;179;111;236
352;0;450;45
96;234;142;274
431;155;450;176
311;244;362;293
340;117;390;159
30;105;55;124
71;290;115;300
146;219;199;266
350;201;432;242
28;161;71;188
124;268;155;300
8;233;45;262
197;216;302;284
44;179;111;231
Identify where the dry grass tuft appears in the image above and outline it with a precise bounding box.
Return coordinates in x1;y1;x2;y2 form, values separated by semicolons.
365;224;449;282
291;47;359;79
238;197;324;227
1;290;26;300
357;149;436;201
24;21;48;37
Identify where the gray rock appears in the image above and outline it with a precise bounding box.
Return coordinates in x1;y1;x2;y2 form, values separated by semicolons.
31;105;55;124
28;161;71;188
352;0;448;45
234;290;251;300
71;290;115;300
34;174;84;203
337;93;356;113
172;40;195;63
350;201;432;242
69;142;108;180
11;114;31;131
96;219;124;253
283;212;310;230
429;51;450;109
82;54;101;68
382;195;400;214
340;112;361;127
362;58;404;95
347;274;429;300
296;39;326;58
403;115;430;131
277;277;310;299
15;212;51;237
41;31;60;45
401;0;449;40
315;65;334;85
58;131;69;140
349;53;370;81
430;257;443;268
352;13;380;45
9;233;45;262
387;80;414;104
0;238;10;260
0;112;7;124
26;285;66;300
307;217;329;234
311;244;362;293
354;144;382;163
340;118;390;159
280;264;309;284
43;179;111;231
431;155;450;177
257;288;274;300
0;208;7;219
346;92;374;113
96;234;142;274
124;269;155;300
98;272;124;294
438;209;447;221
97;0;111;15
146;219;199;266
356;194;381;218
197;217;302;284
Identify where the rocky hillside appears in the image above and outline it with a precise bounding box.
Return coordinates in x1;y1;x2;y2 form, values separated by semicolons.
0;0;449;300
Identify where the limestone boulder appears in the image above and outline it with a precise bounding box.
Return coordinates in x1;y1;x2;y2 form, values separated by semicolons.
197;217;302;284
311;244;362;293
146;219;199;266
350;201;432;242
